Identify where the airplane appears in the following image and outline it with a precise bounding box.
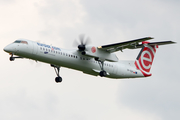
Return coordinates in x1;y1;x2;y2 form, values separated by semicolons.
3;35;176;83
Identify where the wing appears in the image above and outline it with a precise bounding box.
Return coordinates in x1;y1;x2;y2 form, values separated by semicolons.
98;37;154;53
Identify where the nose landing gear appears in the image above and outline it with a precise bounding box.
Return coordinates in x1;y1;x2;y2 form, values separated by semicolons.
51;64;62;83
10;56;15;61
9;53;23;61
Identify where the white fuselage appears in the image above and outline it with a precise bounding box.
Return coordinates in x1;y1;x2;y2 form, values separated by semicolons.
4;39;145;79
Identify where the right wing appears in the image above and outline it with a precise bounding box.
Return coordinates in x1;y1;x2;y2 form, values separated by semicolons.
98;37;176;53
98;37;153;53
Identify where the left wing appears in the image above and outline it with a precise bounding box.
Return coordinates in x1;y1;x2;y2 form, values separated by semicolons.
98;37;153;53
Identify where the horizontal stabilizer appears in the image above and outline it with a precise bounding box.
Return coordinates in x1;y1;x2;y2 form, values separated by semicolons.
135;41;176;48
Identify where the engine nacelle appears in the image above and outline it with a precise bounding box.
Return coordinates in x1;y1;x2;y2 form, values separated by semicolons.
83;45;118;62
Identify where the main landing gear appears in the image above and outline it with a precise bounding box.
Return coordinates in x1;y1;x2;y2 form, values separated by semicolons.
95;58;107;77
9;53;23;61
51;64;62;83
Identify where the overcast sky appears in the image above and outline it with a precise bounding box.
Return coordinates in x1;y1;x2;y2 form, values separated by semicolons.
0;0;180;120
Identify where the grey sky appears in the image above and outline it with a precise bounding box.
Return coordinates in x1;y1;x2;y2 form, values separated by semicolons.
0;0;179;120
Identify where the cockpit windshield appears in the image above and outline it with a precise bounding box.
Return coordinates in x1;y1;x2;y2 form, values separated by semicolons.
14;40;28;44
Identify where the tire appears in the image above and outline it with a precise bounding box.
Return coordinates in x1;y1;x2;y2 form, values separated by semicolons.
99;71;107;77
10;57;15;61
55;77;62;83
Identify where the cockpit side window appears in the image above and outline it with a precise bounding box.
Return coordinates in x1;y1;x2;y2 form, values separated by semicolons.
21;41;28;44
14;40;28;44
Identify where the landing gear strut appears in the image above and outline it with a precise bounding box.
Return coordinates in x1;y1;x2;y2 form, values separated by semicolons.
51;64;62;83
95;58;107;77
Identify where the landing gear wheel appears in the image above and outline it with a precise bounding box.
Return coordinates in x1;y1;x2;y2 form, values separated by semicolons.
51;65;62;83
55;76;62;83
99;71;107;77
10;57;15;61
96;59;107;77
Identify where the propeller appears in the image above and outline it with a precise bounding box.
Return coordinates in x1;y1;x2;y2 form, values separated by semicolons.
74;34;91;51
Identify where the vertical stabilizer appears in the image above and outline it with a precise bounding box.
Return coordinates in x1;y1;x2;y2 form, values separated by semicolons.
134;42;158;77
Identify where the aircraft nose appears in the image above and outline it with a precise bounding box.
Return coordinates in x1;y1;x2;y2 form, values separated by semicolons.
3;44;13;53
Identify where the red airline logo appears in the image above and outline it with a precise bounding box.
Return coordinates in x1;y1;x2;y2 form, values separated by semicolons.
135;44;158;76
91;47;96;53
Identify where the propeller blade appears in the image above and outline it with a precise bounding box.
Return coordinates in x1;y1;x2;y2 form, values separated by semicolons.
79;34;85;45
73;39;79;47
85;37;91;45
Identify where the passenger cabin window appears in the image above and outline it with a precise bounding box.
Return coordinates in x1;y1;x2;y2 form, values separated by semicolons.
14;40;28;44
